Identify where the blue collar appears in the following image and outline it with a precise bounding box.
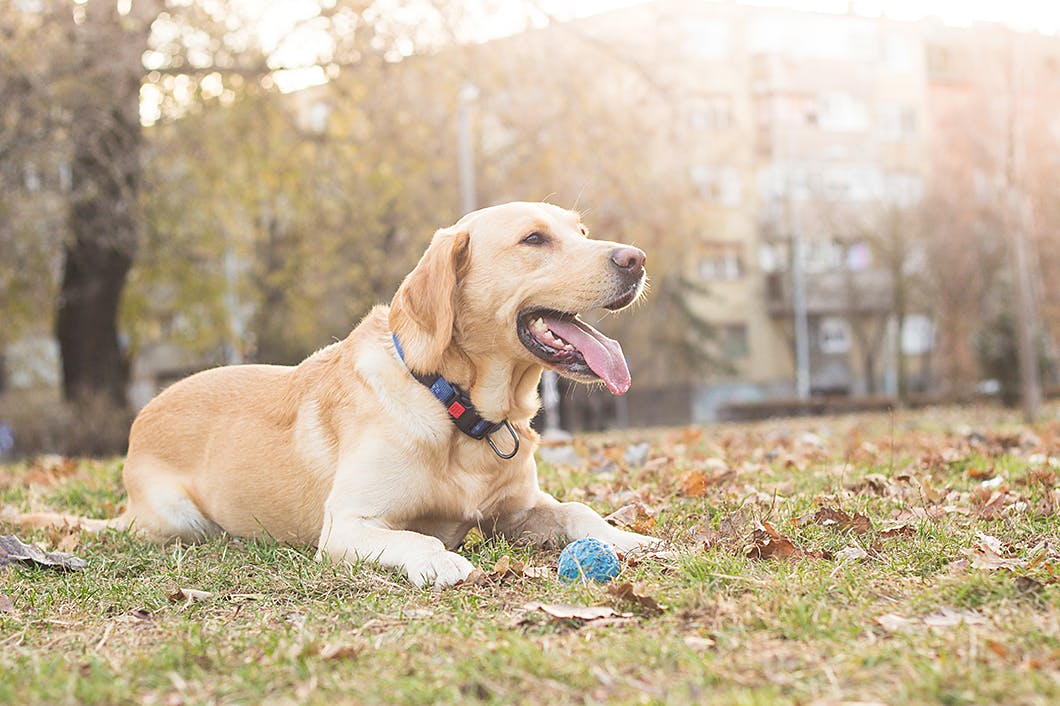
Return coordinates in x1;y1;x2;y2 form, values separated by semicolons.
391;332;519;459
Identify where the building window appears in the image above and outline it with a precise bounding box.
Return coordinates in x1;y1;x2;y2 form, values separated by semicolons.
817;92;868;132
882;35;917;72
821;166;882;202
299;100;330;134
846;241;872;272
683;20;730;59
687;95;732;130
22;162;41;191
818;317;851;354
691;165;741;206
699;243;744;281
926;45;952;77
879;105;917;140
719;323;750;359
885;172;924;207
803;239;844;273
902;314;934;355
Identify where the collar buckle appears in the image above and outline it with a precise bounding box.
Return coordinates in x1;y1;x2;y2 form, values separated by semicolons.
486;420;520;459
391;332;519;460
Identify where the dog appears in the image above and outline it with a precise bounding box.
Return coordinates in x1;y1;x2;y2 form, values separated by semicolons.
17;202;655;587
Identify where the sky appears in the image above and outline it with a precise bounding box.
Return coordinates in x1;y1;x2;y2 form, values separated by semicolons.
486;0;1060;35
247;0;1060;93
736;0;1060;33
140;0;1060;119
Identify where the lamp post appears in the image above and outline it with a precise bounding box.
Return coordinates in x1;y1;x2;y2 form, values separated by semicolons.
457;83;479;216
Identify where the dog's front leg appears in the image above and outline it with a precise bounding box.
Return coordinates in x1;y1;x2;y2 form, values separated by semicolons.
495;492;657;555
317;514;475;589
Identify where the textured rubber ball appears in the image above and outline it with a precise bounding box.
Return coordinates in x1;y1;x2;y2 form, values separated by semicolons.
557;537;620;583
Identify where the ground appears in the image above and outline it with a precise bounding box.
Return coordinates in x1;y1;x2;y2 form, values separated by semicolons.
1;404;1058;705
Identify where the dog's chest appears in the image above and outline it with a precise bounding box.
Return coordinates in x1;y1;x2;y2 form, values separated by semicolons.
401;442;531;527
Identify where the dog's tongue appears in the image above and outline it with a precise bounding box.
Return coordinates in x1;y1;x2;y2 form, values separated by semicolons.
544;316;631;395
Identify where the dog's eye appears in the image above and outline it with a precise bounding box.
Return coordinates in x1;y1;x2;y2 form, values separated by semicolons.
521;232;549;246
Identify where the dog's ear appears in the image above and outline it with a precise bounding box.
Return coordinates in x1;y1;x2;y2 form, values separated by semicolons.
389;225;470;373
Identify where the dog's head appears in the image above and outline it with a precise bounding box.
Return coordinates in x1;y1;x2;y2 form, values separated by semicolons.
389;202;646;395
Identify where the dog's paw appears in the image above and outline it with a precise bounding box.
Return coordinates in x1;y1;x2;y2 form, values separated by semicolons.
605;529;661;558
405;550;476;589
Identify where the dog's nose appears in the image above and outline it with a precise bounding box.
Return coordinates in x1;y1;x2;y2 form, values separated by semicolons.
610;246;646;275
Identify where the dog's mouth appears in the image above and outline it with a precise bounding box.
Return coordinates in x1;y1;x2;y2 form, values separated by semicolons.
517;309;631;395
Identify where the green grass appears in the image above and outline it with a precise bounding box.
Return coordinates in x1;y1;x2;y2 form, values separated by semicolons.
2;403;1059;705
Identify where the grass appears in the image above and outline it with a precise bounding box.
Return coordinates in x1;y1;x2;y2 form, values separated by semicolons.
2;403;1059;705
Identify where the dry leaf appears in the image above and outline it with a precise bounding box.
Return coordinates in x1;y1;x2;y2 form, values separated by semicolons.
23;455;79;486
458;569;488;586
809;507;872;534
0;594;13;613
875;613;915;633
683;635;715;651
718;510;749;536
879;522;916;538
681;470;709;497
604;502;656;534
167;587;214;603
966;533;1026;571
0;534;87;571
835;545;869;562
319;642;363;661
976;491;1013;519
985;639;1011;659
922;607;987;628
522;602;627;621
747;521;800;560
522;565;551;579
491;555;511;575
695;525;722;551
606;582;664;614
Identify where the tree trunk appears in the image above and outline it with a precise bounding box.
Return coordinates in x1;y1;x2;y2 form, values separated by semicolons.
55;2;148;412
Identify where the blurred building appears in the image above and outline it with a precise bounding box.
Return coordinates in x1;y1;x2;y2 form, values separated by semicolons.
8;0;1056;429
445;0;1057;424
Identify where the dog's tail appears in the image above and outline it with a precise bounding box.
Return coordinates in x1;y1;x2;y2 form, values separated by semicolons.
3;509;131;534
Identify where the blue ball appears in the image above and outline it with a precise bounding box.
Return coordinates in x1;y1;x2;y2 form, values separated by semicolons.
557;537;620;583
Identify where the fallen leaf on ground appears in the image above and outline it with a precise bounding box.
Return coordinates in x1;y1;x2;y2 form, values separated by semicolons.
986;639;1011;659
922;607;988;628
696;525;722;551
681;470;711;497
876;608;987;632
805;507;872;534
521;602;629;622
698;510;751;551
0;534;87;571
604;502;656;534
747;521;800;560
835;545;869;562
875;613;916;633
318;642;364;661
0;594;13;613
683;635;715;651
491;555;511;575
522;565;551;579
976;490;1016;519
606;582;664;614
879;522;916;538
167;587;214;603
23;455;80;486
966;533;1026;570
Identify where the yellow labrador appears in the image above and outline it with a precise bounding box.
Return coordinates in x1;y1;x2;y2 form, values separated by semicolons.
19;202;654;587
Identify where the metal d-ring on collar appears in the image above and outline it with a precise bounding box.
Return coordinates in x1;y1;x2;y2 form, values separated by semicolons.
391;332;520;460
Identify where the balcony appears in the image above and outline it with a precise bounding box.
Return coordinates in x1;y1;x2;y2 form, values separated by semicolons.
766;269;893;316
